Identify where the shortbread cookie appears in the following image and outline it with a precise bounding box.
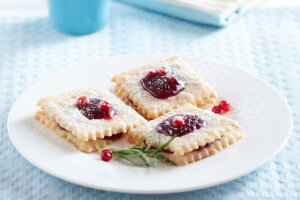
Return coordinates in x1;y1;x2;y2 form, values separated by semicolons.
35;87;146;151
35;111;113;152
127;104;242;165
112;56;218;120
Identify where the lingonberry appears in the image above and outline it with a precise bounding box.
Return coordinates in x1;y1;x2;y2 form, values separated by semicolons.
101;149;112;162
219;100;230;112
77;96;90;106
99;101;111;112
172;116;185;127
212;106;222;114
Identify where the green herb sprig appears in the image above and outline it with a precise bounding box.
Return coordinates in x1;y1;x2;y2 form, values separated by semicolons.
99;131;176;167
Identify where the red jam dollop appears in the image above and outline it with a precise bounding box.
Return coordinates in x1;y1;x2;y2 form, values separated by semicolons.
140;67;185;99
76;97;116;120
156;114;206;137
57;123;67;131
104;132;123;140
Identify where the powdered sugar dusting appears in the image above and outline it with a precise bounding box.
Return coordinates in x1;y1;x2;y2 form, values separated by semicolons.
117;56;215;102
112;56;218;120
37;87;146;140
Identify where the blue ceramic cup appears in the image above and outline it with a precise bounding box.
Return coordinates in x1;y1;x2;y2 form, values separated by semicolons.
48;0;110;35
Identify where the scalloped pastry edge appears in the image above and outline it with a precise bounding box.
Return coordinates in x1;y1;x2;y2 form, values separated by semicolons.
35;111;112;152
127;126;240;156
126;104;240;156
162;131;243;165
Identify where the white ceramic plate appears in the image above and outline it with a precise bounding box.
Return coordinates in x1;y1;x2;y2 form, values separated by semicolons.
7;55;292;194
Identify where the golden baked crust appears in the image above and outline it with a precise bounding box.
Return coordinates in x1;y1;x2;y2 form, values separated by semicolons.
127;104;241;156
162;131;243;165
35;111;112;152
111;56;218;120
36;87;146;141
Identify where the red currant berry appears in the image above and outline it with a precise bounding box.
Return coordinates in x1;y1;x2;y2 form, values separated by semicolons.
172;116;185;127
219;100;230;112
101;149;112;162
147;71;156;77
77;96;90;106
212;106;222;114
99;101;111;112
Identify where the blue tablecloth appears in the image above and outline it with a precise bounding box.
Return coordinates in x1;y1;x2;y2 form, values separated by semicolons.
0;2;299;199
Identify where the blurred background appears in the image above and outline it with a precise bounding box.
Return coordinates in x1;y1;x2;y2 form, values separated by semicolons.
1;0;300;15
0;0;299;199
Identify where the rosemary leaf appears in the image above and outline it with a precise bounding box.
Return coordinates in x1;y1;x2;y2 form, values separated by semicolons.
155;136;176;153
130;136;151;149
155;154;176;166
145;131;157;152
131;149;150;167
119;155;144;166
156;136;161;150
153;157;158;168
100;132;177;167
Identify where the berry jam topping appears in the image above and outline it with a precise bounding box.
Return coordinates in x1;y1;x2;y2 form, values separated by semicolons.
157;114;206;137
57;123;67;131
126;96;137;108
101;149;112;162
76;97;116;120
141;67;185;99
104;132;123;140
212;100;230;114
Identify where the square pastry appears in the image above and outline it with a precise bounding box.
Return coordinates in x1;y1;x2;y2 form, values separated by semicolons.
35;87;146;152
111;56;218;120
126;104;243;165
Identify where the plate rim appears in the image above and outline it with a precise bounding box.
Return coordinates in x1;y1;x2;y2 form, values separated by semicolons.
7;54;293;194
